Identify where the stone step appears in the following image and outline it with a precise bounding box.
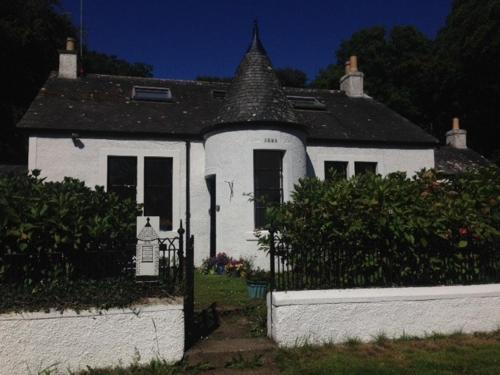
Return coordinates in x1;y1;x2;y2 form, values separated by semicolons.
185;337;277;367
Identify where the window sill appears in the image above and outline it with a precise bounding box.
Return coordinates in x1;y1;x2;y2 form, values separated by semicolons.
245;229;269;242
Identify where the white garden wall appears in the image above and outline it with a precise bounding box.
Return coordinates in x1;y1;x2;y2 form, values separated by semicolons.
268;284;500;347
0;301;184;374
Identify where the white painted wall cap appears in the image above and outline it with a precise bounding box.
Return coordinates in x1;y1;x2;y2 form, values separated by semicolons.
271;284;500;306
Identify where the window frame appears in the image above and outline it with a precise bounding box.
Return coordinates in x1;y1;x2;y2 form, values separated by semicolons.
253;150;284;229
107;155;137;202
143;156;173;231
354;161;378;176
324;161;349;181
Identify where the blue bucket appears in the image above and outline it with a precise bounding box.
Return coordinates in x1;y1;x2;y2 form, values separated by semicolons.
247;282;268;299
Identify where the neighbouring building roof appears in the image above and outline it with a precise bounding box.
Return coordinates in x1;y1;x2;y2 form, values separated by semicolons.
434;146;491;175
214;23;297;126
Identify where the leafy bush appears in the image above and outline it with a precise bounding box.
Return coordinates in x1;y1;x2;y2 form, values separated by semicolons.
265;167;500;288
0;171;142;286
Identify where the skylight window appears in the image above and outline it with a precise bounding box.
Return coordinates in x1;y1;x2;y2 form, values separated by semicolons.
212;90;226;99
287;95;326;110
132;86;172;102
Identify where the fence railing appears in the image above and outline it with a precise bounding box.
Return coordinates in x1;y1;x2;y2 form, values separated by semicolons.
157;224;185;285
269;229;500;292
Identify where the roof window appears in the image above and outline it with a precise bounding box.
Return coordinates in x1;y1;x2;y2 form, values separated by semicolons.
212;90;226;99
132;86;172;102
287;95;326;110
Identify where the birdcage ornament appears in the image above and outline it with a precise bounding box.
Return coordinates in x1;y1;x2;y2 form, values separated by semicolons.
136;217;160;277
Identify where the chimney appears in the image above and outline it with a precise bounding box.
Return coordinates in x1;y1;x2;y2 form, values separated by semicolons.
58;37;78;79
446;117;467;149
340;55;364;97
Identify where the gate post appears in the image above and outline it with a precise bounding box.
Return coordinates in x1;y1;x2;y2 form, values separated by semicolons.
184;234;195;348
269;228;276;292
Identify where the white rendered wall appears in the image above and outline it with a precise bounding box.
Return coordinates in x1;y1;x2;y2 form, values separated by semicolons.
268;284;500;347
28;136;210;264
307;145;435;179
205;128;307;269
0;302;184;374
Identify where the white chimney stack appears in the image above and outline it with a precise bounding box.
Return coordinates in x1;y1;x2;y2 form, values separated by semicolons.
340;55;364;98
446;118;467;149
58;37;78;79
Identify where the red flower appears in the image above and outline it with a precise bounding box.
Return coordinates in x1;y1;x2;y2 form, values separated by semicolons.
459;227;469;237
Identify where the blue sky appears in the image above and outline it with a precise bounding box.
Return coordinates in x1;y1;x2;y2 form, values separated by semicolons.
61;0;452;81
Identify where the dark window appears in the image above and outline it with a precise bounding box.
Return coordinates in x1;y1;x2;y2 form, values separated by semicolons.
132;86;172;102
254;150;283;228
212;90;226;99
107;156;137;202
355;162;377;175
287;95;326;110
325;161;348;180
144;157;173;231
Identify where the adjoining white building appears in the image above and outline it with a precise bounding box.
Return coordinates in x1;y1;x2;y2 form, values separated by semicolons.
18;25;488;268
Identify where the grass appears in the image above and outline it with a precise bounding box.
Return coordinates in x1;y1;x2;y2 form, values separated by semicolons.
194;271;254;310
276;330;500;375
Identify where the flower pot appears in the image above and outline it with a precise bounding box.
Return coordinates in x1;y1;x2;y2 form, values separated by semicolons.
247;281;268;299
216;265;226;275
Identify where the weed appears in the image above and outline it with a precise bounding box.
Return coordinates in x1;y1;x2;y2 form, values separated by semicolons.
224;353;264;369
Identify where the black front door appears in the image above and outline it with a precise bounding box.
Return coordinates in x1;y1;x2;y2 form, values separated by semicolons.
207;175;216;257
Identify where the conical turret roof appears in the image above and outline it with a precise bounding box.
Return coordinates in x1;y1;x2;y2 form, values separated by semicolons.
215;22;297;125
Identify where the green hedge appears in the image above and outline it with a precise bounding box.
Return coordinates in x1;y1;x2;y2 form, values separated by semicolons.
267;167;500;288
0;171;141;286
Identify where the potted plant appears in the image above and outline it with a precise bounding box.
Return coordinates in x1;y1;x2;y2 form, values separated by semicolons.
246;269;270;299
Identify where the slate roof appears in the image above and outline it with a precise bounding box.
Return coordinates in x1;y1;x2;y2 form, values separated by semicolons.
17;25;438;146
434;146;491;175
214;22;297;126
17;73;438;145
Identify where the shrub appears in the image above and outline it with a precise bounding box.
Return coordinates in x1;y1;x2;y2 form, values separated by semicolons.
0;171;142;286
265;167;500;288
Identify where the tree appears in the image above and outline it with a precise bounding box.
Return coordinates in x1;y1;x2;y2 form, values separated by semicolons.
196;76;232;83
0;0;154;164
313;26;434;129
82;50;153;77
431;0;500;157
275;67;308;87
196;67;308;88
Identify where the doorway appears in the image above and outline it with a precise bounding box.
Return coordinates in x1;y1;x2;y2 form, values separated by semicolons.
207;175;216;258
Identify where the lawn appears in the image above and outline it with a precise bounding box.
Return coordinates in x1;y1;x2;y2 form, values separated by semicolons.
194;271;254;310
276;331;500;375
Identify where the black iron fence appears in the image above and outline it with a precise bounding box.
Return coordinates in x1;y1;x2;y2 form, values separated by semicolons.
157;224;185;285
269;229;500;292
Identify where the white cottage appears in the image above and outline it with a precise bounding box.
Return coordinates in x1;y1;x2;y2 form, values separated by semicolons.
18;26;487;268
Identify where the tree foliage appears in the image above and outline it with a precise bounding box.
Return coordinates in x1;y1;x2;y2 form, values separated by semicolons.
0;0;154;164
313;26;434;129
313;0;500;159
266;167;500;288
275;67;308;88
82;50;153;77
0;171;141;286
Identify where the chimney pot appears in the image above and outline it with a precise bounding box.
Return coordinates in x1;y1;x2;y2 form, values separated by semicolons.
66;37;76;52
345;61;350;75
340;55;364;97
349;56;358;72
446;118;467;149
58;37;78;79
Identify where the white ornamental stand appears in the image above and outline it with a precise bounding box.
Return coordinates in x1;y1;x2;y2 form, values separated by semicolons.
136;217;160;277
